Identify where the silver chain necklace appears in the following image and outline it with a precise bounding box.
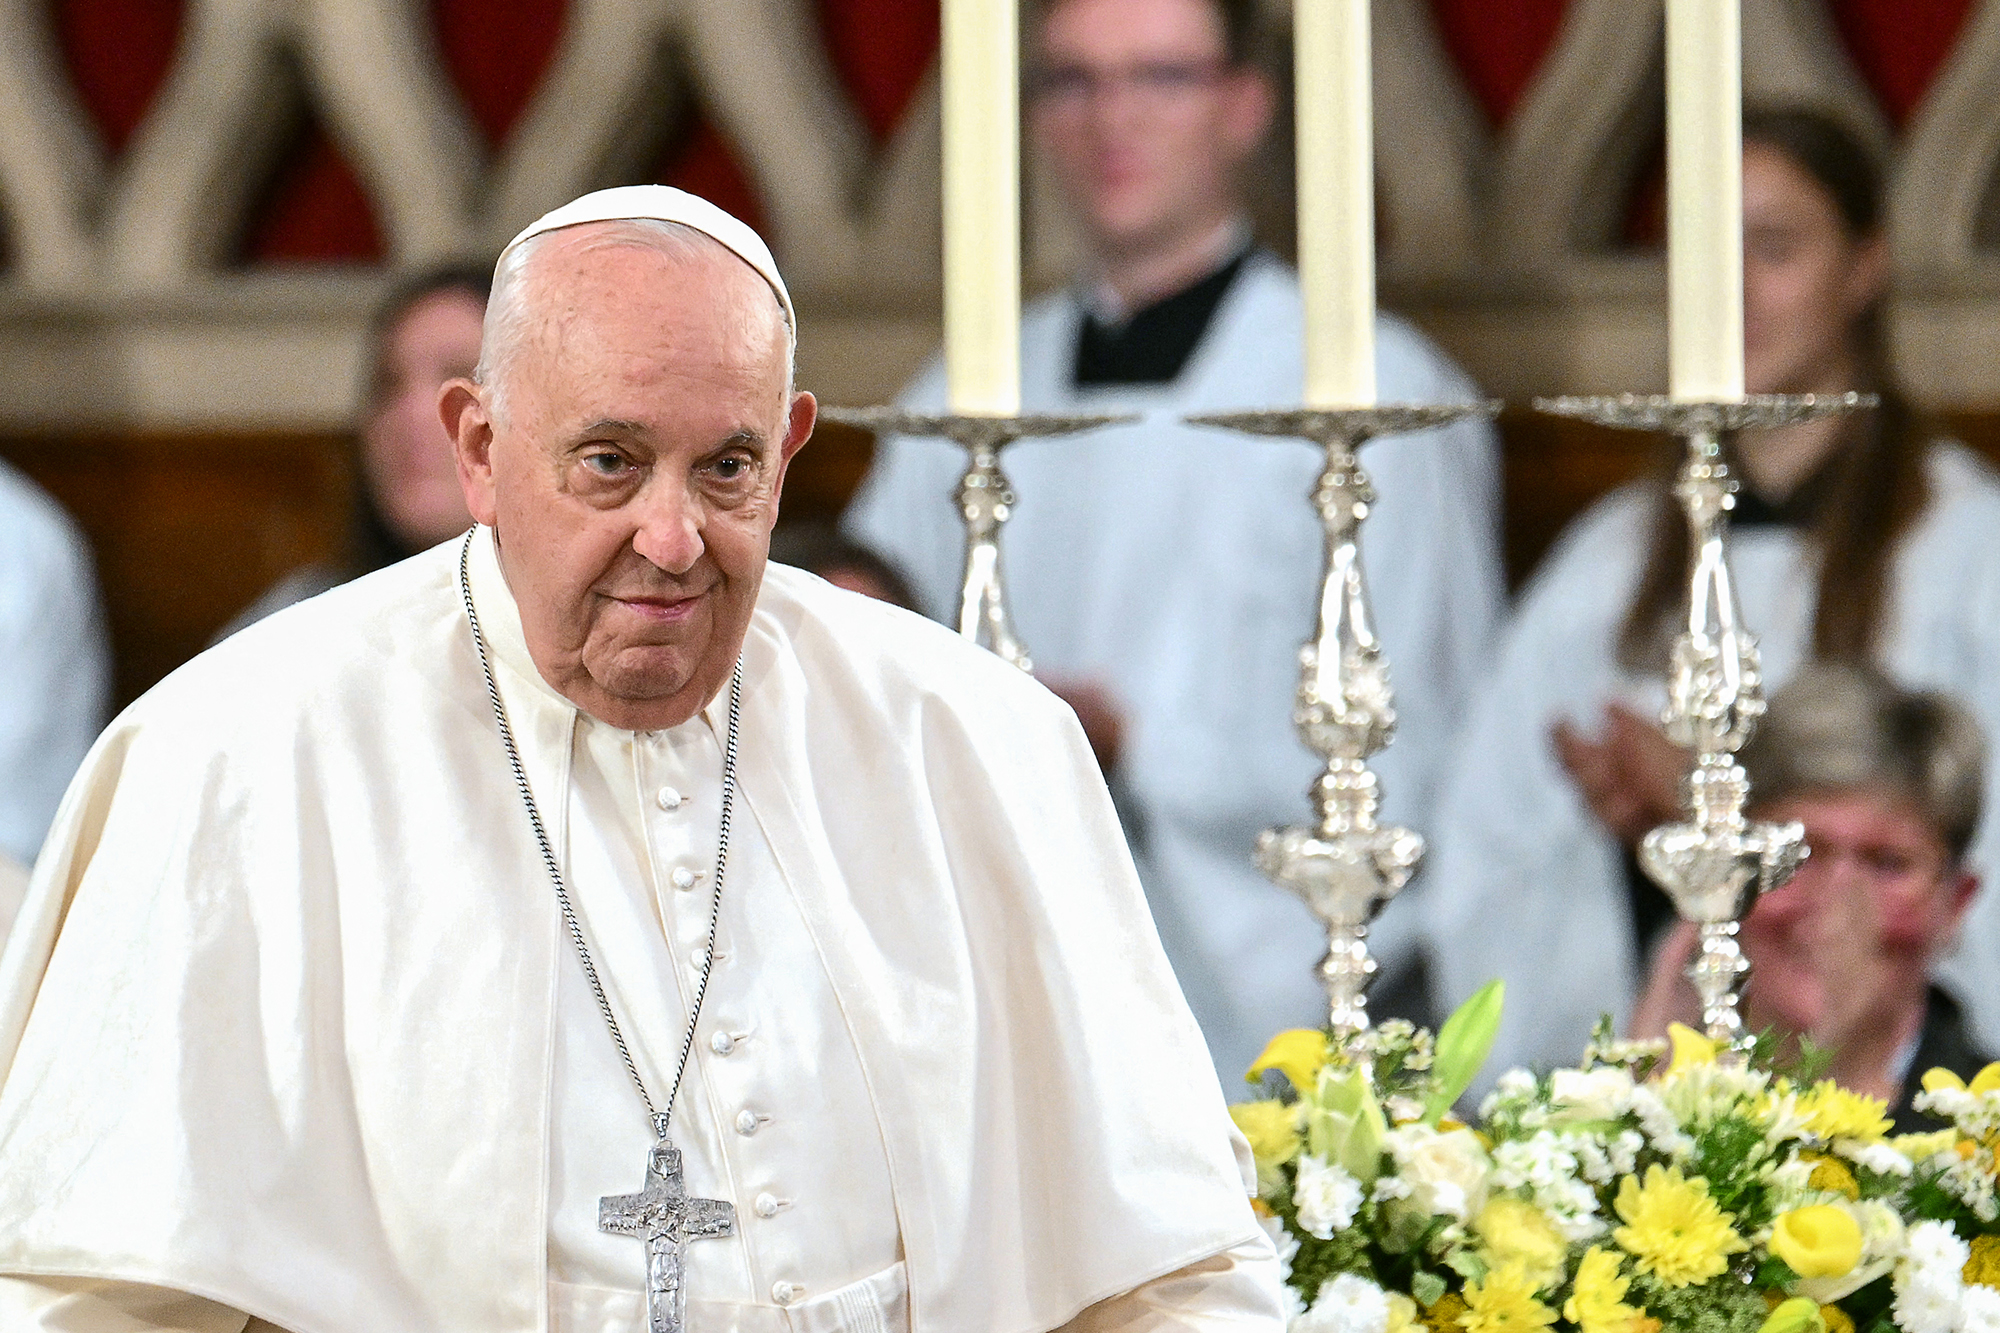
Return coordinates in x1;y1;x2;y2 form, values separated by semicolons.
459;530;741;1333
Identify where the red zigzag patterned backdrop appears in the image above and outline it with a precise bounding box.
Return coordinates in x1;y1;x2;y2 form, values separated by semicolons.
32;0;1979;268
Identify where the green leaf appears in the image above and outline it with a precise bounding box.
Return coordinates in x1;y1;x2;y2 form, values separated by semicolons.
1426;980;1505;1125
1413;1270;1448;1307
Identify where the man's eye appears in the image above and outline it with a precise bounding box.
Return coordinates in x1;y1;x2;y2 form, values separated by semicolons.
712;456;750;480
583;452;628;475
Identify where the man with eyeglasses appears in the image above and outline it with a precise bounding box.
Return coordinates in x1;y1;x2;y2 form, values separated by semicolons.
845;0;1503;1089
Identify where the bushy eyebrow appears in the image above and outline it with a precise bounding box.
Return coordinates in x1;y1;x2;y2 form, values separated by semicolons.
569;422;767;454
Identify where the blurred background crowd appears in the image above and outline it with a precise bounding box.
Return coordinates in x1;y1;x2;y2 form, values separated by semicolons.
7;0;2000;1117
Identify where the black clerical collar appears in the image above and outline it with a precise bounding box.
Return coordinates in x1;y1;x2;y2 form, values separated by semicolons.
1072;245;1255;388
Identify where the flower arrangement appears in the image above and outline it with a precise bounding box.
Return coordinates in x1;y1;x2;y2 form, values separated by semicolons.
1232;986;2000;1333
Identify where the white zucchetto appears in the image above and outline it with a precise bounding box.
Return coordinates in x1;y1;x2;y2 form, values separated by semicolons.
502;185;795;339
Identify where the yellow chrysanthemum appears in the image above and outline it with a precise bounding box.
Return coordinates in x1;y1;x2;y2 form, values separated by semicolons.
1246;1028;1331;1093
1612;1165;1749;1288
1228;1099;1302;1168
1820;1305;1855;1333
1563;1246;1648;1333
1964;1234;2000;1288
1769;1206;1862;1279
1802;1153;1859;1200
1892;1130;1958;1162
1474;1199;1570;1291
1387;1292;1423;1333
1796;1083;1892;1144
1459;1264;1558;1333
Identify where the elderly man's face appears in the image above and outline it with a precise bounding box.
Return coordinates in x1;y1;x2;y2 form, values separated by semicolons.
445;230;814;730
1742;787;1977;1050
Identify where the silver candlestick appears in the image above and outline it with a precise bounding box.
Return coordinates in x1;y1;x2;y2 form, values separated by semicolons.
822;407;1133;671
1189;403;1500;1038
1536;391;1869;1049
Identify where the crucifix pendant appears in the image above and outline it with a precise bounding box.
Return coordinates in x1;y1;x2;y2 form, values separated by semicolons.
599;1139;737;1333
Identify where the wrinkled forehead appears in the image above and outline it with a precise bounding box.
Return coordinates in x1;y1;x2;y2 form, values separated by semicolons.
509;228;792;385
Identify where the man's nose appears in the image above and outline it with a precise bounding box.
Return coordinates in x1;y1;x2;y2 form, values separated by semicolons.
631;482;704;575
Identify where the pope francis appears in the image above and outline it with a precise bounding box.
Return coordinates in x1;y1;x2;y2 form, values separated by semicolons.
0;189;1284;1333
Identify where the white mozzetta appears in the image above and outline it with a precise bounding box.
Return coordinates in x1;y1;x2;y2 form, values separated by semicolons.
0;527;1273;1332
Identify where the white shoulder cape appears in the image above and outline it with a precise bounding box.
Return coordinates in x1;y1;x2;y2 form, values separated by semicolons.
0;534;1259;1333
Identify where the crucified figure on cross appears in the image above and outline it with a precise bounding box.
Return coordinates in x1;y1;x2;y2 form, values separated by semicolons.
599;1140;737;1333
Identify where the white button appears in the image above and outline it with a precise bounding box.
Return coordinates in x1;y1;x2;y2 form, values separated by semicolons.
710;1031;735;1055
772;1280;802;1304
670;866;699;891
690;947;708;969
754;1192;782;1218
656;786;684;810
734;1109;760;1135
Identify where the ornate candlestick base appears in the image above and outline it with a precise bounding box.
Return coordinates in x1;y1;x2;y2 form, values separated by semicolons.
1188;402;1500;1039
822;407;1134;671
1535;391;1870;1049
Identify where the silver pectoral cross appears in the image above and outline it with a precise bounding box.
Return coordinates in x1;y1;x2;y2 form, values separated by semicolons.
599;1140;736;1333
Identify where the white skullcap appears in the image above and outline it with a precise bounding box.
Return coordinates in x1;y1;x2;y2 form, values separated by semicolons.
500;185;794;338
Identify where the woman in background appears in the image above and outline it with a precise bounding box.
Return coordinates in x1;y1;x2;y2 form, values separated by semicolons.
1427;107;2000;1085
224;264;489;632
1632;665;1989;1128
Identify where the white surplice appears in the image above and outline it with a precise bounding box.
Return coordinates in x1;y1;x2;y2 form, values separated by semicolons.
0;458;110;869
844;252;1504;1087
1427;444;2000;1087
0;528;1281;1332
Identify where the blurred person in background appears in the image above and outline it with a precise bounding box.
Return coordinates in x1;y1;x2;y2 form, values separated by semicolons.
1631;665;1989;1129
224;264;489;634
1430;107;2000;1089
0;459;110;921
768;520;919;610
846;0;1502;1085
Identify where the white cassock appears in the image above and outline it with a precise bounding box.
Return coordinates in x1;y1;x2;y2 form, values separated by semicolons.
0;458;111;869
845;252;1504;1087
1427;444;2000;1087
0;529;1281;1332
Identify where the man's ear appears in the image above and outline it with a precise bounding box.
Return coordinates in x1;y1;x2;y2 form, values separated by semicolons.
769;389;818;509
442;378;499;526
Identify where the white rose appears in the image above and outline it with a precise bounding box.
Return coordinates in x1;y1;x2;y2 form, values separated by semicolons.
1293;1273;1391;1333
1385;1125;1490;1224
1550;1067;1634;1121
1294;1154;1364;1240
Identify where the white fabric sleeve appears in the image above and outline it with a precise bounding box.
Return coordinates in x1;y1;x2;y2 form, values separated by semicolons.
1054;1234;1288;1331
0;1276;278;1331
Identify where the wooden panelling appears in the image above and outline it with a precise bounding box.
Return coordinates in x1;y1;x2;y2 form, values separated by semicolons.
14;410;2000;708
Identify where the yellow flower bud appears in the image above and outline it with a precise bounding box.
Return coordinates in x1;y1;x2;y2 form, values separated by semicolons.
1666;1024;1717;1075
1246;1028;1330;1093
1770;1206;1863;1280
1757;1296;1826;1333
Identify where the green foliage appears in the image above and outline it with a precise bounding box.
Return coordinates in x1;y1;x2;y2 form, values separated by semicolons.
1686;1114;1778;1222
1632;1272;1770;1333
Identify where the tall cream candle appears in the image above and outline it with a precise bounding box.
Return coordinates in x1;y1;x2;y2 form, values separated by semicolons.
1296;0;1375;408
1666;0;1744;402
941;0;1021;415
